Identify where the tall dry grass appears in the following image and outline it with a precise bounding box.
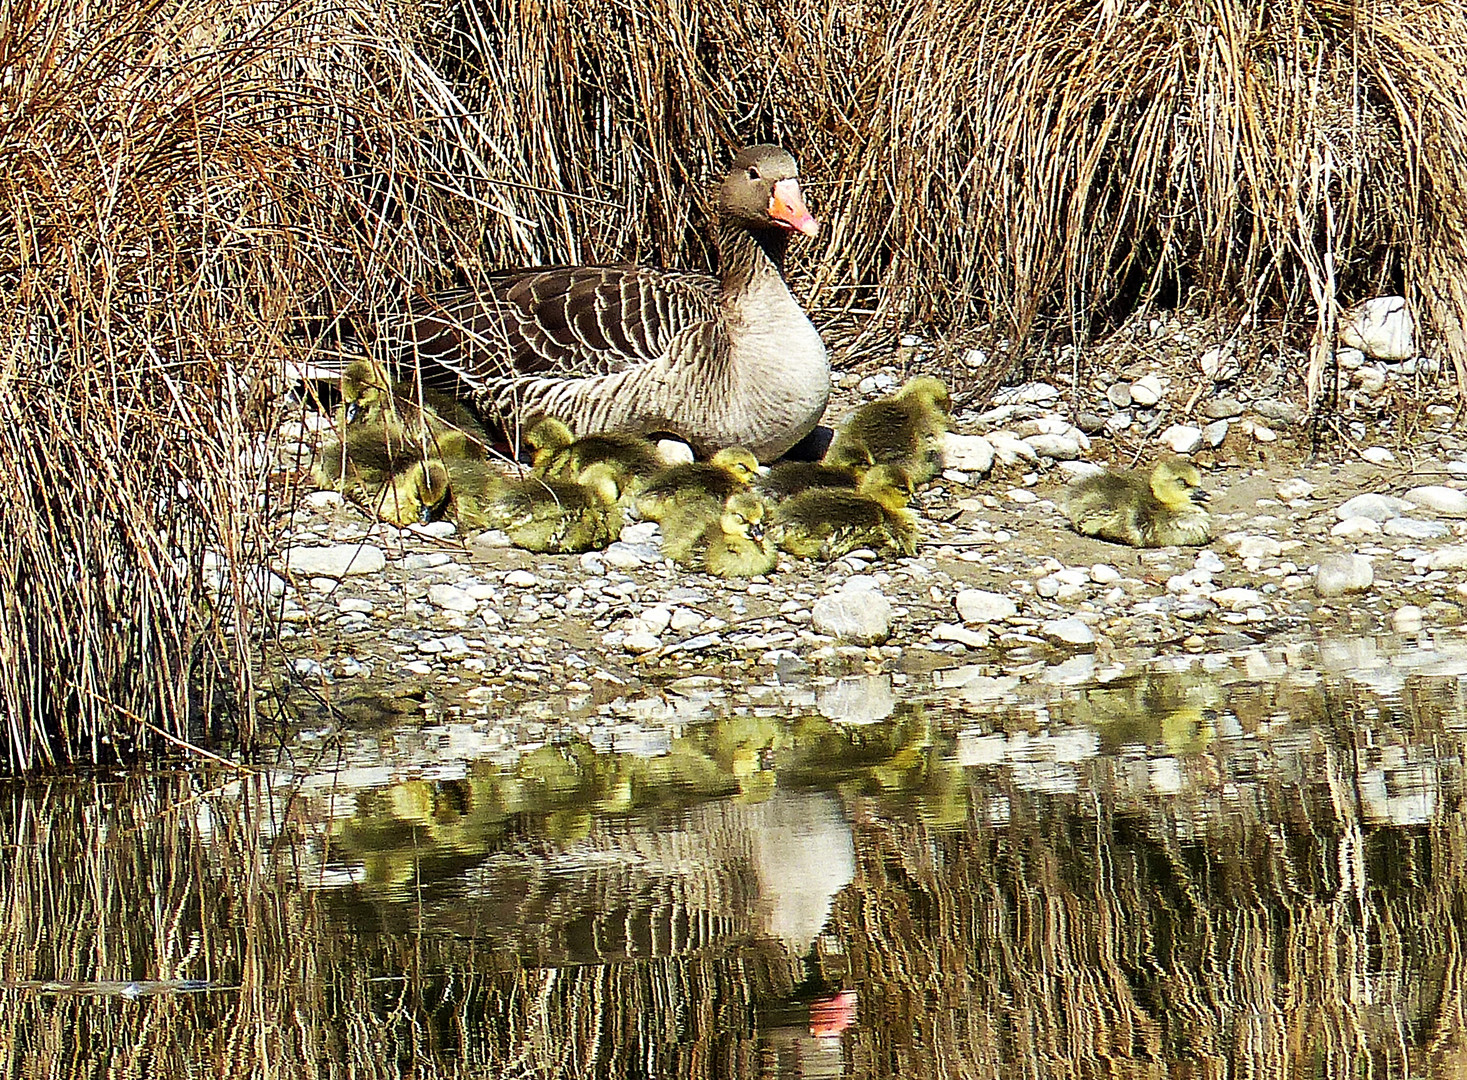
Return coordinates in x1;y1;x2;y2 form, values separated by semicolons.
5;0;1467;765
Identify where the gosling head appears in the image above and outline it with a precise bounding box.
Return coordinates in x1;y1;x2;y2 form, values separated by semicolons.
381;459;450;525
721;492;767;541
341;360;393;424
859;464;916;509
896;375;952;416
578;462;623;505
710;446;761;483
1149;458;1208;510
525;415;575;454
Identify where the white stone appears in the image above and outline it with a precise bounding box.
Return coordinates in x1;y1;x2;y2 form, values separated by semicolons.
859;372;899;395
655;438;695;466
818;675;896;724
991;381;1060;406
812;587;892;645
1090;564;1121;585
1336;347;1365;370
413;520;458;539
956;589;1018;624
1383;517;1449;540
1392;605;1424;634
603;541;659;569
622;630;663;654
303;490;345;510
504;569;539;588
1315;554;1374;597
1339;296;1415;360
1354;365;1388;395
1159;424;1203;454
1336;493;1413;522
1106;382;1132;409
1404;485;1467;517
280;543;385;578
1041;617;1097;649
1199;344;1240;382
1194;550;1226;574
1024;432;1082;460
337;597;375;614
1230;534;1283;559
987;430;1039;466
941;432;995;474
620;521;661;545
470;529;513;548
427;584;479;614
1427;546;1467;570
670;607;703;632
1202;420;1229;448
1007;488;1039;504
1361;446;1395;465
1211;587;1264;612
1130;374;1165;406
638;606;673;635
933;623;990;649
1244;420;1277;442
963;348;990;368
1332;516;1381;539
1276;478;1315;501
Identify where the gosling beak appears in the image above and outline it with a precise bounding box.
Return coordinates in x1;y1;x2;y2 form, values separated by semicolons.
748;522;765;542
344;401;362;425
418;503;437;525
1191;489;1210;504
769;178;819;237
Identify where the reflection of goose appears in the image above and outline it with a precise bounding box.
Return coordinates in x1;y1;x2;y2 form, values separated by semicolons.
1062;458;1211;547
389;145;828;460
824;375;951;485
1072;670;1223;756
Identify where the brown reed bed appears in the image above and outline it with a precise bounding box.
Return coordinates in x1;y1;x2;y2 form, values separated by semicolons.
3;0;1466;766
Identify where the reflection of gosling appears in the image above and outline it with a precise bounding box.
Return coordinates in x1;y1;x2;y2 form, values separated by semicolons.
772;464;918;559
457;461;624;553
824;375;951;485
753;461;860;501
662;492;776;577
525;416;665;497
635;447;761;522
1063;458;1211;547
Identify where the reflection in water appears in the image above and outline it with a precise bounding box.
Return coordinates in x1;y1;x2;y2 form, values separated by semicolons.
5;635;1467;1075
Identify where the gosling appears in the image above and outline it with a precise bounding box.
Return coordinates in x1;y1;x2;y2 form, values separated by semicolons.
456;461;625;553
635;447;761;522
339;359;489;452
753;461;860;501
1062;457;1211;547
824;375;951;485
524;416;666;498
661;492;776;578
771;464;918;560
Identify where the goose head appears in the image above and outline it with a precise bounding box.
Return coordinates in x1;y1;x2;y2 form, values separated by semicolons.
1149;458;1208;511
525;415;575;455
720;145;819;238
379;458;451;525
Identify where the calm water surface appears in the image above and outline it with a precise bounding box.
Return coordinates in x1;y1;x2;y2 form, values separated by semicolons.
4;633;1466;1077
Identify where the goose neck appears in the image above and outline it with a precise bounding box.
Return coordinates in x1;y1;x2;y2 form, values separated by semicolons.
716;216;790;297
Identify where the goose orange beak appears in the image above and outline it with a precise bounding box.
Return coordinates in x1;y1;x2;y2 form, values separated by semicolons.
770;178;819;236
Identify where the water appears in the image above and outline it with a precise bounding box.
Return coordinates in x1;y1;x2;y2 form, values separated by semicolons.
4;633;1467;1076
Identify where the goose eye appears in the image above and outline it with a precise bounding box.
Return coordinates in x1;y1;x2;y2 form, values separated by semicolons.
746;166;761;180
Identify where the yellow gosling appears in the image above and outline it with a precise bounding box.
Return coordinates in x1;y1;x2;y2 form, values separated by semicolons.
373;459;451;527
313;421;423;494
752;461;860;501
339;359;490;452
661;493;776;577
1062;457;1211;548
525;417;665;498
458;461;624;553
634;446;761;522
824;375;951;485
772;464;917;560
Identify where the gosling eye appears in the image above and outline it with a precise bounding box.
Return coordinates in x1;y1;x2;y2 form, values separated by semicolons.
746;166;761;181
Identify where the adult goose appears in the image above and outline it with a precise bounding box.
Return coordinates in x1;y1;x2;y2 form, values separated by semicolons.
390;145;828;461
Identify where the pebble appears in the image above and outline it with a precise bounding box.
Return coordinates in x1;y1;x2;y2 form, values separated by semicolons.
504;570;539;588
956;589;1018;624
1106;383;1133;409
1198;344;1240;382
1159;424;1203;454
1404;485;1467;517
1040;617;1096;649
656;439;695;466
1090;564;1121;585
1230;535;1283;559
1203;396;1244;420
303;490;345;510
1332;517;1381;539
812;585;892;645
604;541;660;569
1361;446;1395;465
337;597;375;614
1339;295;1414;360
942;432;995;474
1130;374;1165;406
1202;420;1229;448
1426;547;1467;570
1392;605;1424;634
858;373;899;395
1276;478;1315;501
428;584;479;614
280;543;385;578
400;552;453;570
1211;587;1264;612
1024;432;1082;460
622;630;663;654
933;623;991;649
991;382;1060;406
1383;518;1450;540
987;431;1039;466
1336;493;1412;522
1006;488;1039;504
1315;554;1374;597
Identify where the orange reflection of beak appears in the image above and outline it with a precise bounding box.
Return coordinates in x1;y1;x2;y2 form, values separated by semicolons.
770;178;819;237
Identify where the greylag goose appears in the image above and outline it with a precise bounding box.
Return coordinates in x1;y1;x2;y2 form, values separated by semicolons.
389;145;828;461
1062;458;1211;547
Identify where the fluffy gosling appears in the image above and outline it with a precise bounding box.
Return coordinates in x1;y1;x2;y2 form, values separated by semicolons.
455;461;624;553
824;375;951;485
753;461;860;501
339;359;488;451
771;464;918;560
661;492;776;577
525;416;666;498
1062;457;1211;547
635;447;761;522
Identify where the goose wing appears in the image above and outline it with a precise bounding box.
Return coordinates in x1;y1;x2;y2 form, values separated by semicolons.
394;266;721;395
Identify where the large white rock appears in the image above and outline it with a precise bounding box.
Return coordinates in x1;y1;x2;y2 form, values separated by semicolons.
941;432;996;474
812;586;892;645
1315;554;1374;597
956;589;1018;624
279;543;385;578
986;430;1039;466
1339;296;1415;360
1024;432;1082;460
1427;546;1467;570
427;583;479;614
1041;617;1097;649
1403;485;1467;518
1335;493;1413;522
1159;424;1203;454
